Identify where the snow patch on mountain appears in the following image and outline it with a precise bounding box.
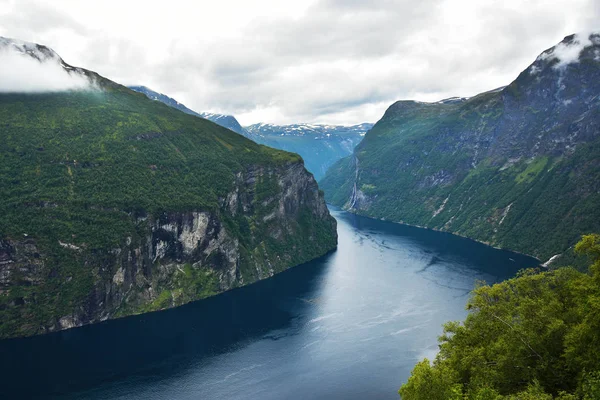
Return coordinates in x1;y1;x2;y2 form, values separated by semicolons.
0;37;94;93
245;123;373;138
437;96;469;104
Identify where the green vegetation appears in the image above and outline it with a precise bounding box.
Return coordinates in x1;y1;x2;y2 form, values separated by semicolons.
399;234;600;399
0;77;336;338
115;263;219;317
321;38;600;261
321;94;600;262
515;157;549;184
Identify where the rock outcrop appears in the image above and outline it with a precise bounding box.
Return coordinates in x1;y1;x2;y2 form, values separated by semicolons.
1;161;336;337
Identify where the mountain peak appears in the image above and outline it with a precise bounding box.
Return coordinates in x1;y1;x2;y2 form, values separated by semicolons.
322;32;600;261
0;37;62;63
534;31;600;70
0;36;96;92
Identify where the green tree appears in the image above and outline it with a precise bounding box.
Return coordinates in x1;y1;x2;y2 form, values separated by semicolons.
580;371;600;399
574;234;600;276
398;359;462;400
399;234;600;399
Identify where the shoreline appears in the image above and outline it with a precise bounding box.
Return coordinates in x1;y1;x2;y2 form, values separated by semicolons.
330;205;543;265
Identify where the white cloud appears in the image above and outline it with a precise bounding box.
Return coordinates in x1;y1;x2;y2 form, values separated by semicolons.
0;38;93;92
539;31;598;68
0;0;598;124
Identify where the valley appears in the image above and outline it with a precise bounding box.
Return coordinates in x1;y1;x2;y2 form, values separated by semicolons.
0;12;599;400
321;33;600;263
0;209;539;399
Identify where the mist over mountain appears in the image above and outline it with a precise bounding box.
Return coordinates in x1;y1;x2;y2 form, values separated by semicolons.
0;37;95;92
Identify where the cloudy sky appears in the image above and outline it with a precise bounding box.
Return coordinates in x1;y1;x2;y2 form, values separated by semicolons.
0;0;598;125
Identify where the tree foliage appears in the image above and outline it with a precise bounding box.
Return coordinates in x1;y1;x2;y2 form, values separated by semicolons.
399;234;600;399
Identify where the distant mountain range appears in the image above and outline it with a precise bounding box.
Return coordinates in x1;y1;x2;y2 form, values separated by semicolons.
128;86;371;180
321;33;600;263
246;123;372;180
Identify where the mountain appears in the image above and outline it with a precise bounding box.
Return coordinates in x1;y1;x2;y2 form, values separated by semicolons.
128;86;371;180
0;37;100;90
198;112;247;137
321;33;600;262
128;85;248;136
0;37;337;339
245;123;372;180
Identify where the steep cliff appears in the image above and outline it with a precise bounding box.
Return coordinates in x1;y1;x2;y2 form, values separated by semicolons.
321;33;600;261
0;38;337;339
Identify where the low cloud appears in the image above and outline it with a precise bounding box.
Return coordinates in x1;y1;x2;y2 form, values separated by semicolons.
0;39;92;93
540;31;599;69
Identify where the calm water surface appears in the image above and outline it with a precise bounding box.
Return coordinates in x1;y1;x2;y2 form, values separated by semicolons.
0;209;539;399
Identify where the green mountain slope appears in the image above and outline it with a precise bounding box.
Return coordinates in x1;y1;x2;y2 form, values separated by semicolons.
321;33;600;261
127;85;371;181
128;85;250;136
0;38;337;339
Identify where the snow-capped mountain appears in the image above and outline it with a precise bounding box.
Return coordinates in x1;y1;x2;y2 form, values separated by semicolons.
245;122;372;138
196;112;246;136
246;123;373;180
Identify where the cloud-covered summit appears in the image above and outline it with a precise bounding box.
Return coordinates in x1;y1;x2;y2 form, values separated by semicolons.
538;31;600;69
0;36;93;92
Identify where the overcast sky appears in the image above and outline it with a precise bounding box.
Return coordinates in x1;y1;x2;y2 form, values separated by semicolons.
0;0;598;125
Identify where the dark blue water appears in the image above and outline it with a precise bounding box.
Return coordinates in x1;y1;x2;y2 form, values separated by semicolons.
0;209;539;399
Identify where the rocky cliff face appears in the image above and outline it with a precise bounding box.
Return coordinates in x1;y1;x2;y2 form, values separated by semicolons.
321;33;600;261
0;37;337;339
1;161;335;337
